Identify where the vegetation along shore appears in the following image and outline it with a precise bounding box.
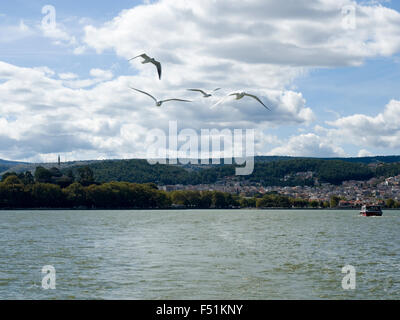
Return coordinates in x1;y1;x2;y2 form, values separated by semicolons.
1;164;400;210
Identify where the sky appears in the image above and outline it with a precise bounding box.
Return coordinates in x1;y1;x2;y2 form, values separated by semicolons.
1;0;400;162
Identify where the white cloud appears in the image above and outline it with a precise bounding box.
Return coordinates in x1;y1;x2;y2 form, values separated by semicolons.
40;22;77;46
326;99;400;148
59;73;78;80
358;149;373;157
0;16;81;49
83;0;400;68
267;133;346;157
90;68;113;80
60;69;114;88
0;21;35;43
19;20;29;32
73;46;87;55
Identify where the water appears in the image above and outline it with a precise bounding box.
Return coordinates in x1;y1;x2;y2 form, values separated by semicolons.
0;209;399;300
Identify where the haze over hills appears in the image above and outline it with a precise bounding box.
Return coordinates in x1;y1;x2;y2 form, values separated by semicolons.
0;159;29;173
2;155;400;175
0;159;99;176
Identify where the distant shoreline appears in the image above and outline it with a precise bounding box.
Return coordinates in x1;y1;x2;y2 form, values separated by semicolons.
1;207;399;211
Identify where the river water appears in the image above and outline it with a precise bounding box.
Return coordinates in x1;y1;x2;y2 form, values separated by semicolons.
0;209;399;299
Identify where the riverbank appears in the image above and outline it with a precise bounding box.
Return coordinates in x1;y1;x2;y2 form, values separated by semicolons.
1;207;398;211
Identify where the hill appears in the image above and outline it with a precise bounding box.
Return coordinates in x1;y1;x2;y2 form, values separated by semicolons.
62;159;233;185
0;160;99;176
255;155;400;164
0;159;28;174
321;155;400;164
62;158;400;186
3;156;400;187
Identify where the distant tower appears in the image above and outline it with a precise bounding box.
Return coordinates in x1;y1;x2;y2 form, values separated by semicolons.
58;155;61;167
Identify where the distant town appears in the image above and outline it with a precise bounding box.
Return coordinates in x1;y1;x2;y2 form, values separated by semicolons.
159;171;400;208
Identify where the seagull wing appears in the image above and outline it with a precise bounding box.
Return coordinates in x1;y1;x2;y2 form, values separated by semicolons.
128;53;149;61
130;87;157;103
151;60;162;80
161;99;192;104
213;88;221;92
188;89;208;95
244;93;271;111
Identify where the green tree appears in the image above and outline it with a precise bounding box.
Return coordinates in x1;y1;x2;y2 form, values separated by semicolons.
3;175;22;185
63;183;87;207
21;171;35;185
31;183;64;207
185;191;202;208
291;198;308;208
66;169;75;182
85;182;170;209
200;191;213;208
1;172;18;182
49;167;62;177
386;198;395;208
0;176;31;208
78;166;95;186
53;176;74;188
256;194;292;208
145;183;158;190
212;192;227;208
310;200;319;208
330;196;340;208
170;191;189;206
247;197;257;208
224;193;240;208
34;167;52;183
239;197;250;208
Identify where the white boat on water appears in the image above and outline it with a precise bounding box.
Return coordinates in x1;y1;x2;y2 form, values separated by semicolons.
360;205;383;217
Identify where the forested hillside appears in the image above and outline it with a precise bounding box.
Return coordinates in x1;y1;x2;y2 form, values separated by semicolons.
248;159;374;185
63;160;235;185
3;157;400;187
0;159;26;173
63;158;400;186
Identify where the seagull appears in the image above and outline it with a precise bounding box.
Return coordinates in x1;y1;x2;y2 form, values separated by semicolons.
129;53;162;80
213;91;271;111
130;87;191;107
187;88;221;98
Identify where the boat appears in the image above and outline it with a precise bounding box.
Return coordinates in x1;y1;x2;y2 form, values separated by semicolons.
360;205;383;217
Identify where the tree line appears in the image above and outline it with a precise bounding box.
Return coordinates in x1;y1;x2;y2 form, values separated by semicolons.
0;166;342;209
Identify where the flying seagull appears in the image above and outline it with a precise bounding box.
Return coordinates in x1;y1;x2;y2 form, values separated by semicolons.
129;54;162;80
130;87;191;107
187;88;221;98
213;91;271;110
